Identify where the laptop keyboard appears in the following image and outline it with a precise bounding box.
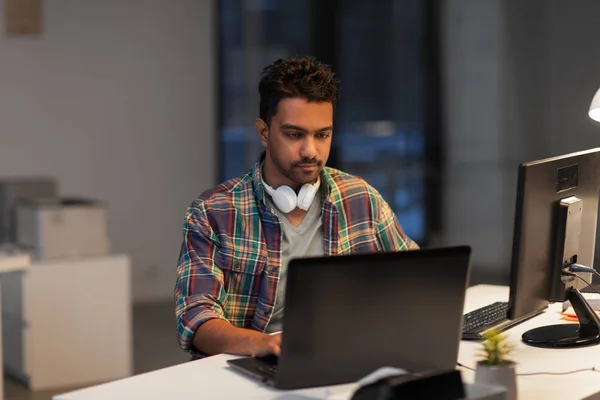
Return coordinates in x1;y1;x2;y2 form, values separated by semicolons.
256;355;279;377
257;363;278;377
462;301;509;339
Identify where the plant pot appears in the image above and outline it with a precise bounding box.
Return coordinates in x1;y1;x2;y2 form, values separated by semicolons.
474;361;517;400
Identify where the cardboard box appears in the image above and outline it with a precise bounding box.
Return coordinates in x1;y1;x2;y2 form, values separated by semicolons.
0;178;58;244
16;198;110;260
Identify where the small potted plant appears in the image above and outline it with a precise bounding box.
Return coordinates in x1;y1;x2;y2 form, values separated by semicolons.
475;328;517;400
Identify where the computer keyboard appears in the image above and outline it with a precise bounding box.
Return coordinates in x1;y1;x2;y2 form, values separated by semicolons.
256;355;279;377
461;301;509;340
257;363;278;377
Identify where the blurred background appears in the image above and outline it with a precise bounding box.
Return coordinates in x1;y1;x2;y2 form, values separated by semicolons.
2;0;600;398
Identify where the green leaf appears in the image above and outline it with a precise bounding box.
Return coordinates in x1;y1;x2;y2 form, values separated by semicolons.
477;329;515;366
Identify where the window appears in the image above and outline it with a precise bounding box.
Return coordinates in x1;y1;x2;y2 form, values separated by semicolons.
218;0;442;245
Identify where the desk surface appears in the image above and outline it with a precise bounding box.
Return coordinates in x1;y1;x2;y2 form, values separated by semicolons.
460;285;600;400
55;285;600;400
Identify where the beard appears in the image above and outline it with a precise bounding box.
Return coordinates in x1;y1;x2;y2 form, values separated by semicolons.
268;151;323;186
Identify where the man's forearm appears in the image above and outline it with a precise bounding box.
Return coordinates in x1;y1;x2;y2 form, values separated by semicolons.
193;319;271;356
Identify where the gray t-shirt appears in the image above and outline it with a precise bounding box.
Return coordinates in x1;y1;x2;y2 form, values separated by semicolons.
263;188;324;333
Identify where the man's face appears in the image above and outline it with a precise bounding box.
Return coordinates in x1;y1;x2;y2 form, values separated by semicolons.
257;98;333;188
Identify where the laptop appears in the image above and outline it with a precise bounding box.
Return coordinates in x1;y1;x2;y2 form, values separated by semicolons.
227;245;472;390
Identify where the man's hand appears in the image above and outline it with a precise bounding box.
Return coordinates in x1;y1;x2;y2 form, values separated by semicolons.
193;319;282;357
253;332;281;357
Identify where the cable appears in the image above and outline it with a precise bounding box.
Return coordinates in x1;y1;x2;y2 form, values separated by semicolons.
518;368;600;376
562;270;600;296
568;263;596;274
568;263;600;292
456;362;600;376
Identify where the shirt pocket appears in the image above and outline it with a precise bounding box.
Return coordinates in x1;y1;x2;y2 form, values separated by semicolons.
216;245;266;274
216;245;266;302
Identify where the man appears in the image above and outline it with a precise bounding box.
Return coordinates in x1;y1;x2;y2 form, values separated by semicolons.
175;56;418;359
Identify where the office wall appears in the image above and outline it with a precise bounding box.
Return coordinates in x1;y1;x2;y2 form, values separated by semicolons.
442;0;600;283
0;0;215;302
504;0;600;158
505;0;600;271
442;0;516;283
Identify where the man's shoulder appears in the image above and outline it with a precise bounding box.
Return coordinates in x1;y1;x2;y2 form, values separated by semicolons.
323;167;380;197
190;172;254;211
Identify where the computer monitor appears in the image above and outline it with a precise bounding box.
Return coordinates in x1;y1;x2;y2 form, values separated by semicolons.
507;147;600;348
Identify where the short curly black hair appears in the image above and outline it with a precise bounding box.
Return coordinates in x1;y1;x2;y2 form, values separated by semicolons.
258;55;339;125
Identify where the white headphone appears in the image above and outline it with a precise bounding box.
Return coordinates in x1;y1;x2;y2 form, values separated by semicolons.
262;178;320;214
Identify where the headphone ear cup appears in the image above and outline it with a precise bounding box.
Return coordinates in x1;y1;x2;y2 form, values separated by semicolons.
272;185;297;214
297;183;318;211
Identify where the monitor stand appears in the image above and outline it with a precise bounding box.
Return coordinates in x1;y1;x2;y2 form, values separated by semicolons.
522;286;600;348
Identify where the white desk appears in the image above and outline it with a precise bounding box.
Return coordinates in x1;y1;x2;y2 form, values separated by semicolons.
54;285;600;400
459;285;600;400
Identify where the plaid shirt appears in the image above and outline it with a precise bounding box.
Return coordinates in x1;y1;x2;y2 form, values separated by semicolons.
175;155;418;356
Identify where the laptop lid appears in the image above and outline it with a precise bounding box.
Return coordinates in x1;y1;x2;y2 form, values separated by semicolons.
275;245;472;389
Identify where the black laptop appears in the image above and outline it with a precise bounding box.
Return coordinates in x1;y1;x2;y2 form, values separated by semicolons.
227;246;472;390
